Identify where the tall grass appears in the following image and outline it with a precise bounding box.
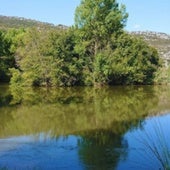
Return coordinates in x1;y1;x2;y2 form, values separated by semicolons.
134;115;170;170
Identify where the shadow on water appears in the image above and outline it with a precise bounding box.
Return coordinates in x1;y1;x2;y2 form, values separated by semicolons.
0;85;170;169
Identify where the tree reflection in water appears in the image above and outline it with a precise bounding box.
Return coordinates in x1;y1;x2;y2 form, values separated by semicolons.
77;129;127;170
0;85;170;169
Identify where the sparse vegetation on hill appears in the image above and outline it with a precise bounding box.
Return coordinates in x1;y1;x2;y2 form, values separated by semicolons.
0;15;68;30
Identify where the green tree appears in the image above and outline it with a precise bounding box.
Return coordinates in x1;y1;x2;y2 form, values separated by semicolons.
74;0;128;85
74;0;160;85
10;28;83;87
109;33;160;84
75;0;128;55
47;28;84;86
13;28;59;86
0;30;15;82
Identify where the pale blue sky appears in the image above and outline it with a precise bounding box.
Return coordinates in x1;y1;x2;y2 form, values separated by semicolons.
0;0;169;34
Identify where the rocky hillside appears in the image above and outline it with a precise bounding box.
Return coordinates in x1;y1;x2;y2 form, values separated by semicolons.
0;15;68;30
131;31;170;67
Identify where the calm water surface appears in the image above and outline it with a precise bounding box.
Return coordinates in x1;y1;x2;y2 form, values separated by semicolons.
0;85;170;170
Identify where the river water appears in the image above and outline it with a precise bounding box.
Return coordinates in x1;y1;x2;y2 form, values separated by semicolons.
0;85;170;170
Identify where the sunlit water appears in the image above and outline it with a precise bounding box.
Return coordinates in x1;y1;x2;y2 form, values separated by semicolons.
0;85;170;170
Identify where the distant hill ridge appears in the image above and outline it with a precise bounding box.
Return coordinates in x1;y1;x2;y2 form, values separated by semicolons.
0;15;68;29
131;31;170;40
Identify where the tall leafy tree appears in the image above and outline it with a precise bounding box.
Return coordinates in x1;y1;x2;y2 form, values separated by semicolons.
74;0;128;55
74;0;160;85
74;0;128;85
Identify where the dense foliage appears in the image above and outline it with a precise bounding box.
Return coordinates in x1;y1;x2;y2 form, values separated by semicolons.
0;30;15;82
0;0;160;86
